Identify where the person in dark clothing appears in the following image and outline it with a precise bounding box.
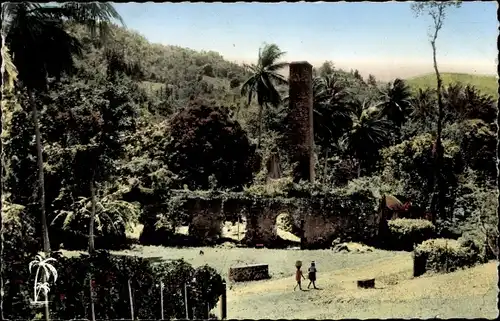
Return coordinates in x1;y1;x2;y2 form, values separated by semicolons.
307;261;318;289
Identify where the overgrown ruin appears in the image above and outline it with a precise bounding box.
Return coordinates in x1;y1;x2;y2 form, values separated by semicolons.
151;62;391;249
170;188;382;249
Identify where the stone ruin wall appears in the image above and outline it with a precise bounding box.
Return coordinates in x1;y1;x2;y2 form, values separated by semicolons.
186;198;225;243
184;197;382;248
241;202;291;246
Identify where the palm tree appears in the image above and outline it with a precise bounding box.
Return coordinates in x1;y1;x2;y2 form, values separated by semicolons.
311;75;352;150
28;251;58;321
378;78;412;129
29;252;58;304
442;83;496;124
441;83;465;123
2;2;124;256
51;183;140;242
341;97;392;177
409;87;437;122
240;43;289;148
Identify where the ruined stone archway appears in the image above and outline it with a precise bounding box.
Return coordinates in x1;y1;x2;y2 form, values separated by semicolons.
186;198;224;244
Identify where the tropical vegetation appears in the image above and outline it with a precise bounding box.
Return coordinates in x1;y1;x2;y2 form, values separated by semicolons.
1;2;497;320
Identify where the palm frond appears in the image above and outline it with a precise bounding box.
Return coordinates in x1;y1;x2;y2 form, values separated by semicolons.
266;61;289;72
267;71;288;86
61;2;124;42
259;43;287;68
240;76;256;105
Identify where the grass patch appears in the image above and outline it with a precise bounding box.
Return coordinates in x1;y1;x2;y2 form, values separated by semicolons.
97;245;401;281
139;81;166;96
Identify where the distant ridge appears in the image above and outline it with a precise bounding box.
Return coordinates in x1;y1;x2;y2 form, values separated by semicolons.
405;72;498;98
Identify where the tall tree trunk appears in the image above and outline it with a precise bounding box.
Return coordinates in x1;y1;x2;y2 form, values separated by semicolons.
89;174;96;254
29;89;51;321
257;104;263;148
430;39;445;225
29;90;51;254
43;272;50;321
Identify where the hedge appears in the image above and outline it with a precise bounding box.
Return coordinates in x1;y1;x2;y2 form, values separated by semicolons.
386;218;435;251
413;238;485;277
3;250;224;320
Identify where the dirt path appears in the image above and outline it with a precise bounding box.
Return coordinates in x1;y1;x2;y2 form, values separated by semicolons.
225;256;499;319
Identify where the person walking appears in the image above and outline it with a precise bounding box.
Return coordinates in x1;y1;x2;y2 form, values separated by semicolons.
294;264;306;291
307;261;318;289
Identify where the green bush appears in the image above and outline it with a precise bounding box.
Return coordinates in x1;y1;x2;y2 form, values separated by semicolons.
229;77;240;89
3;250;224;320
2;201;41;318
387;219;435;251
413;238;485;277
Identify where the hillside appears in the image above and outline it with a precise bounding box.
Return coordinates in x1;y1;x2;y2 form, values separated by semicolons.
68;23;252;111
406;72;498;98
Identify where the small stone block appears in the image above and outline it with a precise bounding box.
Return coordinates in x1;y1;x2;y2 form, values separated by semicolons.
357;278;375;289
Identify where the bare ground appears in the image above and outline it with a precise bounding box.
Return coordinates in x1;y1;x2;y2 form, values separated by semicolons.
107;223;499;319
225;255;498;319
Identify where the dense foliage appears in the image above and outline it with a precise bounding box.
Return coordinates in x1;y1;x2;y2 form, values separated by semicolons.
2;4;498;314
2;19;496;235
2;250;224;320
167;102;259;190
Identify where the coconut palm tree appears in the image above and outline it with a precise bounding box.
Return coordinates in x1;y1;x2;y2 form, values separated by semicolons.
442;83;496;124
29;252;58;304
378;78;413;128
341;97;392;177
410;87;437;122
240;43;289;148
310;75;352;154
2;2;124;255
28;251;58;321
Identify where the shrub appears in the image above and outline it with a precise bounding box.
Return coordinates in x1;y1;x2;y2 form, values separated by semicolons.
3;251;224;320
380;133;461;209
202;64;214;77
2;201;41;318
441;171;498;258
50;183;141;251
3;201;39;258
386;219;435;251
413;238;485;277
229;77;240;89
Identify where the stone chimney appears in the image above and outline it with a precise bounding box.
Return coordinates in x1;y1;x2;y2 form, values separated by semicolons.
287;61;315;183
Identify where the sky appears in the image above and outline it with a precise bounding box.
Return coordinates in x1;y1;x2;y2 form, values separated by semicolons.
113;2;498;81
